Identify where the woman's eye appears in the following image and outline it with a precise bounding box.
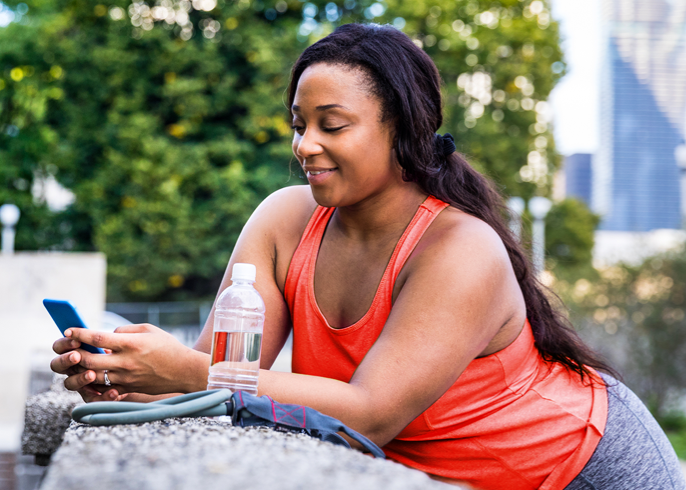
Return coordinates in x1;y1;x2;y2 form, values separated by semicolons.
290;124;347;134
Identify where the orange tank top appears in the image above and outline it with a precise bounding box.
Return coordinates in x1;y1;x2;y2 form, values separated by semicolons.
284;196;607;490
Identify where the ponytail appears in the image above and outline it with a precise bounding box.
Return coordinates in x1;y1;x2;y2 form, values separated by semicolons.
417;147;616;381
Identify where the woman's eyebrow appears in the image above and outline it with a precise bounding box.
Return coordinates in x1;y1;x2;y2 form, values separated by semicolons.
291;103;350;113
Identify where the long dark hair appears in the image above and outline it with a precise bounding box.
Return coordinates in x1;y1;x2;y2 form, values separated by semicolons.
287;23;616;381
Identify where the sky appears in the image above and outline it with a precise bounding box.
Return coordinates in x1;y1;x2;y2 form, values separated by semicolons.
549;0;603;156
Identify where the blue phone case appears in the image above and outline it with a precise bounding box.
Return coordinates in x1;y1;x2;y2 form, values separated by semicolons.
43;299;106;354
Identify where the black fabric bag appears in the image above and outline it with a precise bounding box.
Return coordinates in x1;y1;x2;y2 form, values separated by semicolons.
230;391;385;458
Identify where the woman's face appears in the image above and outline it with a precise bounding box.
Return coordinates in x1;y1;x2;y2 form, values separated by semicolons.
291;63;403;208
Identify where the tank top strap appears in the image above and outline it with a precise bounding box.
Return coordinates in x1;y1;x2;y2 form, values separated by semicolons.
385;196;449;288
301;205;335;249
284;205;335;306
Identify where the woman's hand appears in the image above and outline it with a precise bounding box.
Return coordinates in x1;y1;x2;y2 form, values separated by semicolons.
50;336;123;402
50;324;210;401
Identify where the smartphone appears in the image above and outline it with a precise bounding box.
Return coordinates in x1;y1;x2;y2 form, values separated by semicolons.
43;299;106;354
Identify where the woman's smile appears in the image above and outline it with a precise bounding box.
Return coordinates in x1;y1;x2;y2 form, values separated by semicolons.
304;166;338;184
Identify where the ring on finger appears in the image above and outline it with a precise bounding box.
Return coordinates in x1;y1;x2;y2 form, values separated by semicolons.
104;370;111;386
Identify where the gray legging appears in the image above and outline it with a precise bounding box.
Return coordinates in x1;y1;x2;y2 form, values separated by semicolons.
565;374;686;489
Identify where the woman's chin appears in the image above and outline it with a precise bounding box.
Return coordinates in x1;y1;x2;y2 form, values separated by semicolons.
309;188;338;208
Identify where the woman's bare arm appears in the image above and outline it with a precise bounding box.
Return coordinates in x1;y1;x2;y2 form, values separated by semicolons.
192;185;315;367
51;186;315;400
256;210;526;446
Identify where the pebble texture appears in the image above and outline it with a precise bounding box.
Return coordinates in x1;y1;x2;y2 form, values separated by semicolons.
21;376;83;458
23;382;464;489
41;418;460;490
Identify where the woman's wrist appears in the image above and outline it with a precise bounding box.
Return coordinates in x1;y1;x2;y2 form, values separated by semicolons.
179;348;211;393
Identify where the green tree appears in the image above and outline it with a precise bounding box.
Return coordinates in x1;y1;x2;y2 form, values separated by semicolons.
381;0;565;200
0;0;566;301
545;198;600;282
1;0;304;300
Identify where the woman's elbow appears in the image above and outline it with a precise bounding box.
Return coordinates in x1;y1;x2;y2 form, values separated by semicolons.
344;423;397;451
355;410;406;448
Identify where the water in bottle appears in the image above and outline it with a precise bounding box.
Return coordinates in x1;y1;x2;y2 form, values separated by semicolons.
207;263;265;394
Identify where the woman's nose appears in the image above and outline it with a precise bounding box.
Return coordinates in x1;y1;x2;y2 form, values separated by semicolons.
294;130;323;158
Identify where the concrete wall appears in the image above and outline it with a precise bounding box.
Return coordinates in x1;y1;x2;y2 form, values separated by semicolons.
0;252;106;451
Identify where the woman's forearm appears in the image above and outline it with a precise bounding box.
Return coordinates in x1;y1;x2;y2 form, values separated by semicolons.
119;392;181;402
257;369;394;446
183;353;396;445
180;348;212;393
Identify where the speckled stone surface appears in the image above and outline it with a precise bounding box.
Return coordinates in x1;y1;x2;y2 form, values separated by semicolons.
22;382;464;489
40;418;459;490
21;375;83;458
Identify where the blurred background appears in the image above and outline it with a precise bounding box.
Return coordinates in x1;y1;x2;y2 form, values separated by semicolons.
2;0;686;487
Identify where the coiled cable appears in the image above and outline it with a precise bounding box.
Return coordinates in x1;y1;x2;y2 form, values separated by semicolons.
71;389;233;426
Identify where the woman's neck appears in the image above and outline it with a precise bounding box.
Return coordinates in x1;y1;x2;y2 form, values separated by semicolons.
331;182;428;242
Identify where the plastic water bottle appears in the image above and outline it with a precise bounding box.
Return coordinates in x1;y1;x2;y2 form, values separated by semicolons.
207;263;265;394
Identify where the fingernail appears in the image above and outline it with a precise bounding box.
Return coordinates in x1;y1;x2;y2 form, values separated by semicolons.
109;392;117;400
65;329;72;337
69;353;77;362
71;340;79;348
86;372;95;381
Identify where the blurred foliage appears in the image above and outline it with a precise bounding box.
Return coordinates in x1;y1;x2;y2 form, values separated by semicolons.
0;0;303;300
545;198;600;282
667;428;686;460
554;249;686;418
377;0;566;199
0;0;569;301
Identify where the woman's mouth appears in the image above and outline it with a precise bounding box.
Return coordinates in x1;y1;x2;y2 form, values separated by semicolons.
305;168;338;184
308;169;336;176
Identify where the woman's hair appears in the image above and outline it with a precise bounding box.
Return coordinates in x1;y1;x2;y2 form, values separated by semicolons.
287;23;616;381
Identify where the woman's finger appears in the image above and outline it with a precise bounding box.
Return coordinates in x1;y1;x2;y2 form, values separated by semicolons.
103;388;123;400
88;369;127;393
64;370;96;392
89;384;124;400
78;351;119;372
65;364;85;377
50;350;81;375
52;337;81;355
77;386;102;402
81;391;121;403
78;385;124;403
65;328;128;351
114;324;155;334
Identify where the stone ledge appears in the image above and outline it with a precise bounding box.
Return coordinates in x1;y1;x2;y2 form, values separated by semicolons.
21;376;83;462
22;382;464;489
41;418;457;490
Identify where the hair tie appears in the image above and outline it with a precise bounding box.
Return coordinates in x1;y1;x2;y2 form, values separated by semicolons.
435;133;456;157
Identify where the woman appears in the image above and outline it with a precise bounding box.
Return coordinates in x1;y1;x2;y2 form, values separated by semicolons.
51;24;685;489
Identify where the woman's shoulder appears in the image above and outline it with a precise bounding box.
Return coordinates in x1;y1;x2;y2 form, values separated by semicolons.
399;203;525;347
423;204;510;265
397;202;516;300
247;185;319;288
251;185;318;231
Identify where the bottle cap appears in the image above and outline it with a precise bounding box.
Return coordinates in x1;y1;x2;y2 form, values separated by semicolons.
231;263;257;282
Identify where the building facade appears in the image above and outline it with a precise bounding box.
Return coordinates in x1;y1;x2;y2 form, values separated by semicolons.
564;153;593;205
594;0;686;231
